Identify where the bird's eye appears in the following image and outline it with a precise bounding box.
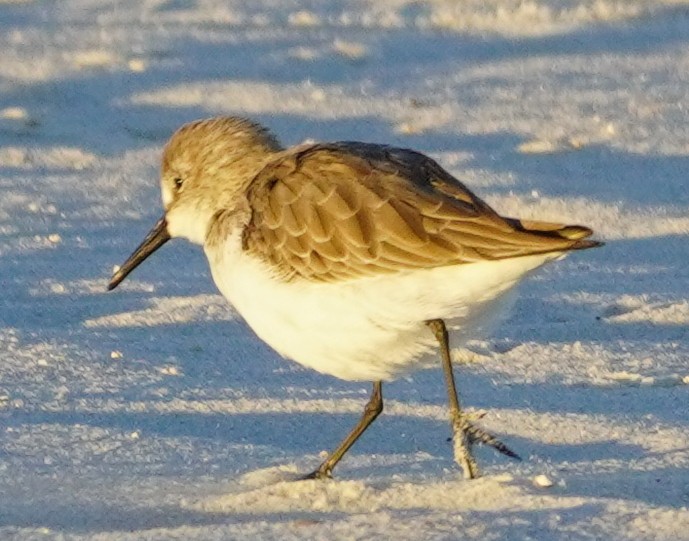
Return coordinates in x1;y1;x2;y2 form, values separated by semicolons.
173;177;184;190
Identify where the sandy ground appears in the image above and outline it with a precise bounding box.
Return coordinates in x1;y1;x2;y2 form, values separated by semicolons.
2;1;689;539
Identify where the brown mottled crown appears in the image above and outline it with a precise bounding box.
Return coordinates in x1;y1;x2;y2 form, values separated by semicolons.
162;117;282;195
164;117;281;166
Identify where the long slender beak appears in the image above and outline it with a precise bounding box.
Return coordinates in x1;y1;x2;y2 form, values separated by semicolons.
108;216;171;291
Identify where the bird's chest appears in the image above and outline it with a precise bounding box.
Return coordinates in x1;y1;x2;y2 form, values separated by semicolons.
202;235;537;382
203;236;428;380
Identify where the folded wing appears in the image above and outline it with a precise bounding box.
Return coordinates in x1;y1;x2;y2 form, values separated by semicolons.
242;142;600;282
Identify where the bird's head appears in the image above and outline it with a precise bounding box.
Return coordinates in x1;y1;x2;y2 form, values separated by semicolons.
107;116;281;290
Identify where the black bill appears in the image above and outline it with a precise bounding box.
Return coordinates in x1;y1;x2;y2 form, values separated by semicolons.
108;216;170;291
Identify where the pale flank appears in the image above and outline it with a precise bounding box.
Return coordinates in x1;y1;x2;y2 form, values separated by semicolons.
109;116;601;480
209;230;560;381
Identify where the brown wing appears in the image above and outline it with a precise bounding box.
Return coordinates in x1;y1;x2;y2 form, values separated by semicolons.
242;142;599;282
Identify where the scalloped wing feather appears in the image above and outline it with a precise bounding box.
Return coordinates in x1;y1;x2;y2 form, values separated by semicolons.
243;143;599;282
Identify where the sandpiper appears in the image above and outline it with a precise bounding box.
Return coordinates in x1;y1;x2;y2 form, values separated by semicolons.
108;117;601;479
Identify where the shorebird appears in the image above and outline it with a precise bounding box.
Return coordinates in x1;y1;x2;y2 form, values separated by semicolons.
108;117;601;480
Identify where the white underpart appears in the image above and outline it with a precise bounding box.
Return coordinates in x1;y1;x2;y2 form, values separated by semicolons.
207;231;563;381
166;199;213;245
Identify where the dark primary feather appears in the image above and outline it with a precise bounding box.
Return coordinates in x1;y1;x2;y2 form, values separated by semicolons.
242;142;601;282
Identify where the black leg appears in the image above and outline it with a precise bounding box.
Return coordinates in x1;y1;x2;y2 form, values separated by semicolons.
302;381;383;480
426;319;519;479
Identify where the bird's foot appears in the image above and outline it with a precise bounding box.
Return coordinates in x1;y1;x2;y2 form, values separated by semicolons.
452;415;480;479
298;465;333;481
451;413;520;479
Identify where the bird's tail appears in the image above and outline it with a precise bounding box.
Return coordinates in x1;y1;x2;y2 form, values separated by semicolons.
504;218;603;251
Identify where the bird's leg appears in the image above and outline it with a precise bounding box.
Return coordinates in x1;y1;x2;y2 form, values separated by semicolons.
302;381;383;480
426;319;520;479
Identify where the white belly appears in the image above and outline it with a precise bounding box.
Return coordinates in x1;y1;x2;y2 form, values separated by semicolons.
206;235;561;381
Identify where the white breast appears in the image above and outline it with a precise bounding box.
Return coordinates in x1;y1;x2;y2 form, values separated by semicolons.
205;232;562;382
